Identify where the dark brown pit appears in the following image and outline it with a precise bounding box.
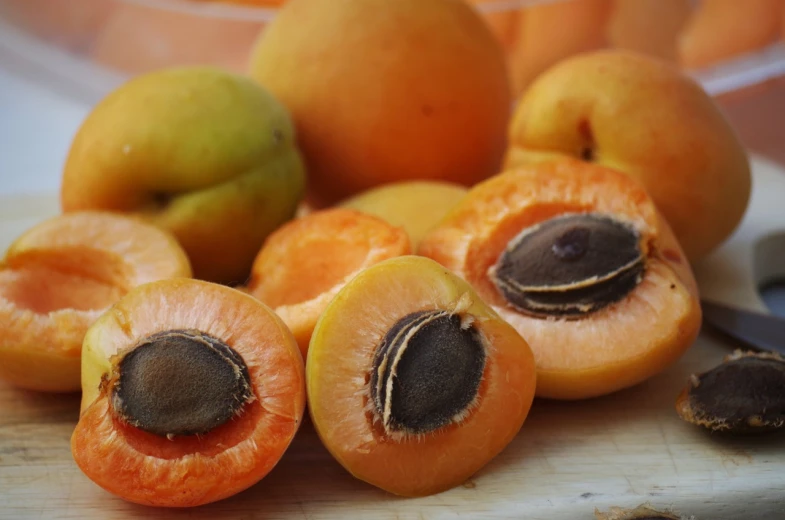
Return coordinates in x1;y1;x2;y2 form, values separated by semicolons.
676;350;785;434
490;213;645;318
369;310;486;437
110;329;253;438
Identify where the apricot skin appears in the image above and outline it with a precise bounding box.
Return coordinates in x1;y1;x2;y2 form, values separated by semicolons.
338;181;467;250
504;49;751;262
61;66;305;284
249;0;511;207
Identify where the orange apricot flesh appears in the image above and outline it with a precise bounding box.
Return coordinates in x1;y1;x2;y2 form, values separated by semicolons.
246;208;410;359
418;159;702;400
0;211;191;392
307;255;536;497
73;278;305;507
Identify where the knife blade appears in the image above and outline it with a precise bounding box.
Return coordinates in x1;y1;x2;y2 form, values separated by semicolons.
701;299;785;356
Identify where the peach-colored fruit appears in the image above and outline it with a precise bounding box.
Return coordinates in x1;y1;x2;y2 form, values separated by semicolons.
504;50;751;262
249;0;511;207
61;66;305;285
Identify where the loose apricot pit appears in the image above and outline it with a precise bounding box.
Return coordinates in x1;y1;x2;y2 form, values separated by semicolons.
676;350;785;434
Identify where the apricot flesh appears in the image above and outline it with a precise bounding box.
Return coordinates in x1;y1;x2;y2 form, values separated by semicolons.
247;208;410;359
307;255;536;496
0;211;191;393
419;159;702;400
249;0;511;207
73;278;305;507
504;49;751;262
61;66;305;284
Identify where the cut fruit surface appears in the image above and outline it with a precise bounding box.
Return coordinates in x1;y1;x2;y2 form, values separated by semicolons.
73;278;304;507
247;208;410;359
418;159;702;400
306;255;536;497
0;211;191;392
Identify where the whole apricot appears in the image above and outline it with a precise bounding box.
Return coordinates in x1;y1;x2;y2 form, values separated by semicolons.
504;49;751;262
338;180;467;250
248;0;511;207
61;66;305;284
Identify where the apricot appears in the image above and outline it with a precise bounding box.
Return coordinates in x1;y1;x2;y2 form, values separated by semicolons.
469;0;520;53
0;212;191;393
246;208;410;359
509;0;612;96
73;278;305;507
678;0;783;69
595;503;683;520
248;0;511;207
504;49;751;262
61;66;305;285
419;159;702;400
306;255;536;497
338;180;468;250
606;0;692;61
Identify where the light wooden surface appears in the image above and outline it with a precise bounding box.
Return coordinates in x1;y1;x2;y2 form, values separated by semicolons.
1;156;785;520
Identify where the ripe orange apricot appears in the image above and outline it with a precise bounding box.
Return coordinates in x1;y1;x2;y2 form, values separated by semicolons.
307;255;536;497
73;278;305;507
249;0;511;207
0;212;191;393
246;208;410;359
419;159;702;400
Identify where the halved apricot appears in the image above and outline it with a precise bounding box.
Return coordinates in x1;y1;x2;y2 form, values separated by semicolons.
246;208;410;359
0;211;191;392
306;255;536;497
72;278;305;507
418;159;702;400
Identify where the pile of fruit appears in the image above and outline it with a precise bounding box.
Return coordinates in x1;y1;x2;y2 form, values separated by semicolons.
0;0;762;510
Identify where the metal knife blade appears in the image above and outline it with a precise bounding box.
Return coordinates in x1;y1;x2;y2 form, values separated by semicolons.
701;299;785;356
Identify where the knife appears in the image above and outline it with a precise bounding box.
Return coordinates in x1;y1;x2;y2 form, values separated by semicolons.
701;299;785;356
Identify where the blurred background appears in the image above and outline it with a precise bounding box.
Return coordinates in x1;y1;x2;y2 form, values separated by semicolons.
1;0;784;196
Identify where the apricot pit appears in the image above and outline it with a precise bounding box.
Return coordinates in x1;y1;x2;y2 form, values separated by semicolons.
370;310;485;437
490;213;644;318
675;350;785;434
111;330;253;438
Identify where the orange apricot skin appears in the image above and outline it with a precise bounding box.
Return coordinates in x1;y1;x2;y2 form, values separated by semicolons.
418;159;702;400
72;278;305;507
306;256;537;497
249;0;511;207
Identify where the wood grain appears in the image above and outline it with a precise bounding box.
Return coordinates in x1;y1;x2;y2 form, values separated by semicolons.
1;157;784;519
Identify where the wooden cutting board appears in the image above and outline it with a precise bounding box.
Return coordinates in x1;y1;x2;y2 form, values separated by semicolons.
1;155;784;520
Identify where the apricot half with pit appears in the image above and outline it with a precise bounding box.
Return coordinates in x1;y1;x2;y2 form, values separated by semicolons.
73;278;305;507
306;255;536;497
0;211;191;392
419;159;702;400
